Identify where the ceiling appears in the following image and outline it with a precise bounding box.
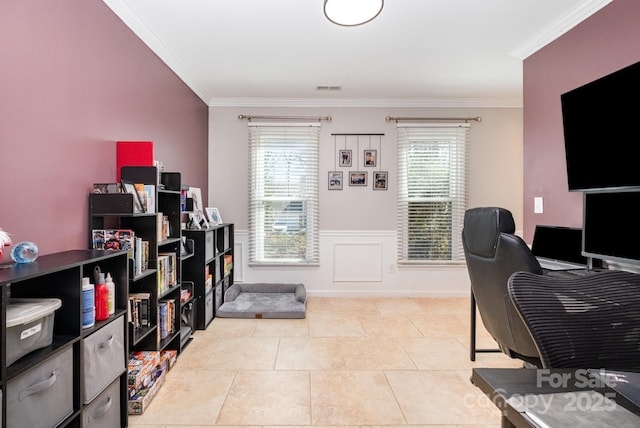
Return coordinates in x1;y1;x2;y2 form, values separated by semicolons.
104;0;611;108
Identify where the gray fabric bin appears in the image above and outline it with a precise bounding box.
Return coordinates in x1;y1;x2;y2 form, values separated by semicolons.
82;377;122;428
205;289;214;324
82;315;125;403
6;346;73;428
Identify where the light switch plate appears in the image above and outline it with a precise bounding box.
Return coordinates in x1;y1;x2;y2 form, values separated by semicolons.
534;197;543;214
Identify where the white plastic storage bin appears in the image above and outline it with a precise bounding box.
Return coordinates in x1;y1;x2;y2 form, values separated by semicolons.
82;377;122;428
82;315;125;403
6;298;62;366
6;346;74;428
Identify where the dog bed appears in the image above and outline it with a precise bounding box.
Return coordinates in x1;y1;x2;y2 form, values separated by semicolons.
216;283;307;319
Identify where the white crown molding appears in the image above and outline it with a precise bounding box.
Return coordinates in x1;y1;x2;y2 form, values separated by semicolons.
510;0;612;60
208;97;523;109
103;0;213;104
105;0;529;109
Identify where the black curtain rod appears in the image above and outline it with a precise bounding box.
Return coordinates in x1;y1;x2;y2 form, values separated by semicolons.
331;133;385;136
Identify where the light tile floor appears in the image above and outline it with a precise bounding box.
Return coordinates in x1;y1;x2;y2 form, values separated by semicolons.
129;296;522;427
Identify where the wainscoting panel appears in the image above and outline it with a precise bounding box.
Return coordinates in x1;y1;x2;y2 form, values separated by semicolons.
233;242;243;282
231;229;471;296
333;242;382;282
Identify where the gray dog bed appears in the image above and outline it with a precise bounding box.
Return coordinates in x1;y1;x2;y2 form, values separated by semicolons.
216;283;307;319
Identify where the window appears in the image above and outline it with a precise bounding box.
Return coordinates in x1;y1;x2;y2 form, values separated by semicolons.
396;124;469;263
248;123;320;265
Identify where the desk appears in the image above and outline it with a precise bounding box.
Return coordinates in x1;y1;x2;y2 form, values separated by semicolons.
471;368;640;428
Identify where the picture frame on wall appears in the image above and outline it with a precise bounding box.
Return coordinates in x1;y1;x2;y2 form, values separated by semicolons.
364;149;377;167
328;171;343;190
339;149;352;167
373;171;388;190
349;171;367;186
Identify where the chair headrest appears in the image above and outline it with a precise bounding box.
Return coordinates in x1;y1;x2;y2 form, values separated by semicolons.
462;207;516;257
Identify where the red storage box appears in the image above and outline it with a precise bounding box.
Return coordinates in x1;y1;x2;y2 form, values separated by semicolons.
117;141;154;181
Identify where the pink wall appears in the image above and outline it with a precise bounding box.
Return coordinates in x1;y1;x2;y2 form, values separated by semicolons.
0;1;208;257
522;0;640;242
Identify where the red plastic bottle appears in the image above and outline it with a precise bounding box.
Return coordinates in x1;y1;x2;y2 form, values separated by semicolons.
95;273;110;321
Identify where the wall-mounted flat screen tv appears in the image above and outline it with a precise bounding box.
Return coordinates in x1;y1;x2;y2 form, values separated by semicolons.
561;60;640;192
582;190;640;266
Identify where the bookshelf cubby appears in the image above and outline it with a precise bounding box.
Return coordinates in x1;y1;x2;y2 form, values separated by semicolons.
182;223;234;329
0;250;130;427
89;166;189;353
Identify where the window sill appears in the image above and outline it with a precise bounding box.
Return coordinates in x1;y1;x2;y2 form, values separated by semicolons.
248;262;320;268
397;261;466;270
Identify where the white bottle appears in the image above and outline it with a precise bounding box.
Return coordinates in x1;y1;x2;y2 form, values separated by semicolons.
82;277;95;329
106;272;116;315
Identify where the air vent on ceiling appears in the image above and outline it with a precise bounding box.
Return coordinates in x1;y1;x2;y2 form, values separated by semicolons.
316;85;342;91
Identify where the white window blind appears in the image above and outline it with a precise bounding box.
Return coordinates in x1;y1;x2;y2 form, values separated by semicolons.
396;124;469;264
248;123;320;265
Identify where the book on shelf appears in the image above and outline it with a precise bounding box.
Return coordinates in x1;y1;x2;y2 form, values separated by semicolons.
91;183;120;194
224;255;233;275
129;292;151;329
133;237;149;277
156;212;169;241
133;183;156;214
157;252;177;294
144;184;156;213
157;299;176;340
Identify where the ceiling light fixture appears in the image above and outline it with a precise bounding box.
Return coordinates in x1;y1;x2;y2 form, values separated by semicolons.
324;0;384;27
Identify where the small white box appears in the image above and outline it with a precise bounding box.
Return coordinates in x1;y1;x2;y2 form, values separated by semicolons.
6;298;62;366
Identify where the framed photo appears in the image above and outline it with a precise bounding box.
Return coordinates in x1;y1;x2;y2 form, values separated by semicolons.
121;180;145;213
373;171;388;190
339;149;352;167
328;171;343;190
364;149;377;167
187;212;202;229
349;171;367;187
206;207;223;225
185;186;204;213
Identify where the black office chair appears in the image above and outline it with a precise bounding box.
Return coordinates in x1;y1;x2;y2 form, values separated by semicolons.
462;207;543;366
508;270;640;370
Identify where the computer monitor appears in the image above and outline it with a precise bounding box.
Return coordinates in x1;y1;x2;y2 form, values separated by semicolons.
583;190;640;266
531;225;587;266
